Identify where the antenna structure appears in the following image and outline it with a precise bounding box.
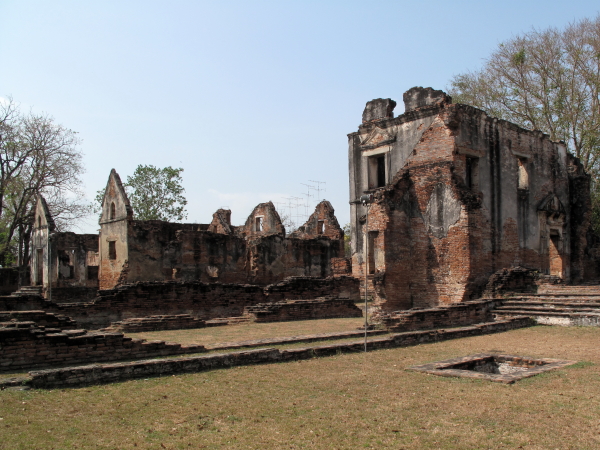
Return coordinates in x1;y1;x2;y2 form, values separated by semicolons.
309;180;326;202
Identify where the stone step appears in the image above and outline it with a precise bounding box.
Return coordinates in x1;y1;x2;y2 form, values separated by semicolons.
494;309;600;326
509;295;600;302
11;285;43;297
501;300;600;309
495;305;600;314
205;316;253;326
537;286;600;295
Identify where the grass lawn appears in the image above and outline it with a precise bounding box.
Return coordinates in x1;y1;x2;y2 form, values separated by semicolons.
1;325;599;449
125;317;368;347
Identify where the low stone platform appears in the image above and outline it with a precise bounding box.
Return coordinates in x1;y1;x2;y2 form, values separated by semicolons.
5;317;532;388
0;322;205;372
0;310;77;329
103;314;207;333
375;300;496;332
243;296;363;323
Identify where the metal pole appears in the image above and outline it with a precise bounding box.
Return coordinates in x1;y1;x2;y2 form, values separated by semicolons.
364;202;369;352
47;234;53;303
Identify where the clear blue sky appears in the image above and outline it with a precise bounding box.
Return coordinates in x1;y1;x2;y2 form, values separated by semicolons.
1;1;598;232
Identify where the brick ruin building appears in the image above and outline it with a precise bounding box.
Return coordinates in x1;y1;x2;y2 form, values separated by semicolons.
348;86;591;312
98;169;347;290
29;195;99;300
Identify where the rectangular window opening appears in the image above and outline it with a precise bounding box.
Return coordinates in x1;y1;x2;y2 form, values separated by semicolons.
255;216;263;232
317;220;325;234
368;154;386;189
367;231;379;275
518;157;529;189
87;266;99;280
377;155;385;187
108;241;117;260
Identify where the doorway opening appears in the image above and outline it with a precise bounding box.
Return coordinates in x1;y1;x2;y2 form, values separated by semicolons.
549;231;564;278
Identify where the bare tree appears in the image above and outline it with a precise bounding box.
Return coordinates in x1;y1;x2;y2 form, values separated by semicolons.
0;98;87;267
448;15;600;177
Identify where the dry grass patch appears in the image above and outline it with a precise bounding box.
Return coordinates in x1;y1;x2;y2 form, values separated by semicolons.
126;317;366;347
1;326;599;449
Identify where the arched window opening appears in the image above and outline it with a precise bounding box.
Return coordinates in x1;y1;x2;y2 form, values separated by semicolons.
110;202;116;220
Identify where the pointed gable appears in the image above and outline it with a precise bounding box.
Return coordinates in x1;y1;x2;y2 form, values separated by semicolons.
239;201;285;238
100;169;133;224
208;209;233;235
359;126;396;150
538;194;566;217
33;195;56;232
289;200;343;240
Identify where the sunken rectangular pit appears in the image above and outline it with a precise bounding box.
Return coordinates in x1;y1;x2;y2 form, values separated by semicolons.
407;354;576;384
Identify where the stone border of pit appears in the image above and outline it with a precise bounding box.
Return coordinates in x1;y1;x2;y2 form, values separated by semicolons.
407;353;577;384
2;317;532;389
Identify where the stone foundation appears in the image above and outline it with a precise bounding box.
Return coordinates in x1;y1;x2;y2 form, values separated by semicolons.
103;314;207;333
483;266;563;298
244;297;363;323
374;300;496;332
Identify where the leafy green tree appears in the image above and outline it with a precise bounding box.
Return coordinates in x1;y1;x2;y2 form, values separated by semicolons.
447;14;600;231
96;165;188;222
126;165;187;221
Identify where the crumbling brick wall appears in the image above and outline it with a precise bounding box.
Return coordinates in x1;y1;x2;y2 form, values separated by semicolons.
263;276;360;302
98;178;346;289
482;266;562;298
244;297;363;322
330;257;352;276
0;294;48;312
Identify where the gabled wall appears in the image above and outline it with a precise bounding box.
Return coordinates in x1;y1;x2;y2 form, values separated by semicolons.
98;169;133;290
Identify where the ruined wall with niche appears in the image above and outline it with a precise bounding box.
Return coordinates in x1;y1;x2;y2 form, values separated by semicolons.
53;233;99;288
348;86;590;312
